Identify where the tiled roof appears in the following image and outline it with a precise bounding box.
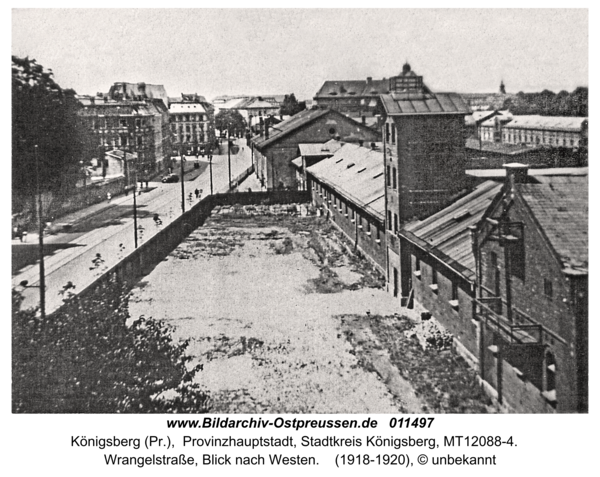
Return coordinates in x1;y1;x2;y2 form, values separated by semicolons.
519;175;588;271
504;115;587;132
403;181;503;280
314;79;390;99
381;92;471;116
306;143;385;221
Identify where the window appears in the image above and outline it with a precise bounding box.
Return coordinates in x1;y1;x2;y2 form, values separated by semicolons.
391;124;396;144
385;123;390;143
366;221;371;234
387;210;392;230
387;166;391;187
120;136;128;147
393;213;398;234
119;118;128;127
544;279;553;299
449;283;459;310
392;168;397;189
137;136;143;147
414;257;421;279
542;351;557;406
430;267;438;293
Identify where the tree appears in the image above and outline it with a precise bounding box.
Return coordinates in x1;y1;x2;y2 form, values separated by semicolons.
12;56;86;198
279;93;306;116
12;279;211;413
214;109;247;137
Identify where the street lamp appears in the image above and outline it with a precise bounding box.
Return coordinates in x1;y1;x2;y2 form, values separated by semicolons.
227;124;232;190
34;145;46;319
209;150;214;195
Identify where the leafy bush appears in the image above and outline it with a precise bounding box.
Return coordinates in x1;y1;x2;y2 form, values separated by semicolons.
12;280;210;413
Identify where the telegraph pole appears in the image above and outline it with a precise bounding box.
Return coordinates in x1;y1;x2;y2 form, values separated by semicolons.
34;145;46;319
209;152;214;195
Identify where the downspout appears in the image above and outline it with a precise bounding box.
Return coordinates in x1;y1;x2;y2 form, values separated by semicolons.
383;120;390;292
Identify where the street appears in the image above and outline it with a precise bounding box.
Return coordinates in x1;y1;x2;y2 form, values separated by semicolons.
12;140;253;315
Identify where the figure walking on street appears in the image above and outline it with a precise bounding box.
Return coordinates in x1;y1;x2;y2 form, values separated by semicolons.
107;192;112;203
194;188;200;199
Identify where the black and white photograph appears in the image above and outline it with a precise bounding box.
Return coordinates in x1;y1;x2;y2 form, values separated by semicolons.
7;5;593;474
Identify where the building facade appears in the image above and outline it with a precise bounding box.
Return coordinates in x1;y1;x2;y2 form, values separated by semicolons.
169;94;216;156
78;92;171;182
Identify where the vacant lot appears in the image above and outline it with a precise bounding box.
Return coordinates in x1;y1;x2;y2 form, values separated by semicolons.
128;204;491;413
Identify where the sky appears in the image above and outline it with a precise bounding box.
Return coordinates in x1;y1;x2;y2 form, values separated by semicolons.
12;8;589;101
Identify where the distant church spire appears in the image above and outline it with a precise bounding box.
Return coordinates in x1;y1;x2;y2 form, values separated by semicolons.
500;80;506;94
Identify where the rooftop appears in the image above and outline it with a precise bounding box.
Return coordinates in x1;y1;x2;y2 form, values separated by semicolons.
503;115;588;132
380;92;471;116
465;138;543;155
403;180;503;280
306;142;385;221
519;175;588;271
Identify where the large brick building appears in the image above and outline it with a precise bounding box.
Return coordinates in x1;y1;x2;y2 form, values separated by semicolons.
472;165;588;412
250;108;379;190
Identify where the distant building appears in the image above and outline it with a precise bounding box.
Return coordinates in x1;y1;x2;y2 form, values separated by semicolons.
250;108;379;190
78;91;171;182
291;140;343;191
169;94;216;156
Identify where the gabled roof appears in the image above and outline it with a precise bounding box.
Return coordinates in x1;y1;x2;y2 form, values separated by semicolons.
403;181;503;280
251;108;331;149
306;143;385;221
503;115;588;132
467;167;588;179
518;175;588;272
381;92;471;116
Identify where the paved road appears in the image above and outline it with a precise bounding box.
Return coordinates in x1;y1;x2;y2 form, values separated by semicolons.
13;141;252;314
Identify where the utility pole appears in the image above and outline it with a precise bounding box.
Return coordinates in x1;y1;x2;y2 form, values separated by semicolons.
132;113;139;248
180;144;185;213
209;152;214;195
34;145;46;319
227;124;232;191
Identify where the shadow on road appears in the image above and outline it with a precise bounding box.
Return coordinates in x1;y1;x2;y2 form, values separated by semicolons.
12;242;85;275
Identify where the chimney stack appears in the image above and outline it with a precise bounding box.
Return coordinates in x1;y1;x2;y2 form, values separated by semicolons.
359;139;364;147
367;77;373;87
503;163;529;186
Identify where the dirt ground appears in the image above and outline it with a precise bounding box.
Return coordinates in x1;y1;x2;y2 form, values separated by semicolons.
128;204;492;413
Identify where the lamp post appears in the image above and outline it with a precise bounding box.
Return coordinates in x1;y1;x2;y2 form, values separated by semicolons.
209;150;214;196
34;145;46;319
132;111;139;248
180;144;185;213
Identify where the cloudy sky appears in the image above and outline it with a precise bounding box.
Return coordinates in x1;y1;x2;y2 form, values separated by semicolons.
12;8;588;101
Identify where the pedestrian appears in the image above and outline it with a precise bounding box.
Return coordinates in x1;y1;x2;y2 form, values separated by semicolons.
194;188;200;199
107;192;112;203
153;213;162;226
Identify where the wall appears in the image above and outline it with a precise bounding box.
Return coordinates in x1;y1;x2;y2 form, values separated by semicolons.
309;179;385;272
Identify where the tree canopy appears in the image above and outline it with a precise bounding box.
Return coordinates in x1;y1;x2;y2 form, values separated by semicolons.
12;56;85;196
215;109;247;136
279;93;306;116
502;87;588;116
12;279;211;413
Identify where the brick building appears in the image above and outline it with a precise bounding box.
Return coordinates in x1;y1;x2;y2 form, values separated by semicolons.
250;108;379;190
472;165;588;413
305;142;386;272
380;65;471;307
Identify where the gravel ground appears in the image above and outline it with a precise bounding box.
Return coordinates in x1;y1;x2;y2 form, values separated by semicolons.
128;208;418;413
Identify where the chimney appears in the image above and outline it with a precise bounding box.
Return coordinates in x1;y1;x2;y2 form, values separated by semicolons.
104;96;108;103
504;163;529;186
367;77;373;87
359;139;364;147
264;117;269;140
259;117;264;136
